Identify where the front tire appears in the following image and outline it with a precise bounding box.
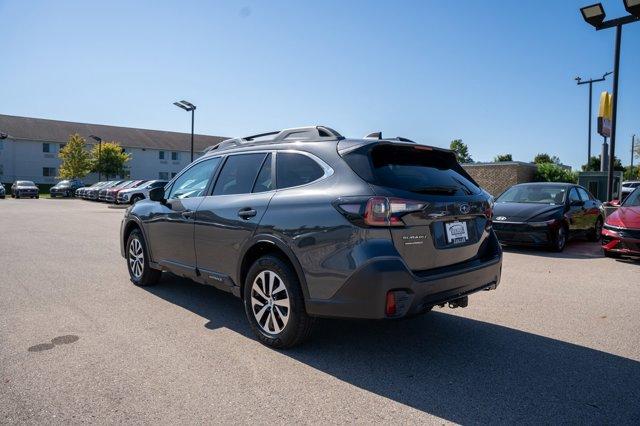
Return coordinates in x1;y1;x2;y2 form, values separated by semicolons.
551;224;568;252
243;255;314;348
126;229;161;286
131;194;143;204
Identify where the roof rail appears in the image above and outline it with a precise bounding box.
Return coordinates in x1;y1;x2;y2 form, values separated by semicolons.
273;126;342;141
204;125;343;153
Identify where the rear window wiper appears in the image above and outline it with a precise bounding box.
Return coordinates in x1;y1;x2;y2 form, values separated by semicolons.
409;185;459;195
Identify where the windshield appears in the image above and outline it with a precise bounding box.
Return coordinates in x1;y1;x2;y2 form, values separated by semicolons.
17;181;35;186
497;185;567;205
622;187;640;207
57;180;70;186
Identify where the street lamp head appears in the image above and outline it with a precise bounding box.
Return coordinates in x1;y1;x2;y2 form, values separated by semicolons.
624;0;640;18
173;100;196;112
580;3;606;27
89;135;102;142
574;76;582;82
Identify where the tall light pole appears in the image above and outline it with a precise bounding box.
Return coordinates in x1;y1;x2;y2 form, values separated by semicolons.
632;134;636;171
575;72;611;166
89;135;102;181
173;100;196;162
580;1;640;200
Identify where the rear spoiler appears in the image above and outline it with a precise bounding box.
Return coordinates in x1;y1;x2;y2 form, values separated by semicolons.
337;139;479;188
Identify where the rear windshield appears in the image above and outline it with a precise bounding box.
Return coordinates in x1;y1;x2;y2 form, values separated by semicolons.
17;181;35;186
342;144;480;196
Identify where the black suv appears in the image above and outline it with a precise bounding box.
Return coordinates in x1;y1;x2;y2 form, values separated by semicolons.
121;126;502;347
50;179;84;198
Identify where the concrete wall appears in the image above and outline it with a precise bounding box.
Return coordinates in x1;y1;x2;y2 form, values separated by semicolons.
0;138;202;184
462;161;538;197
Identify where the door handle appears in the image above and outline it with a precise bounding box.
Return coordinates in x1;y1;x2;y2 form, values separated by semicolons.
238;208;257;219
181;210;194;219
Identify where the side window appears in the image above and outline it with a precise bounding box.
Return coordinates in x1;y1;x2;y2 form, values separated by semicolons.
167;158;220;199
276;153;324;189
577;187;591;201
213;153;267;196
252;153;273;193
569;188;581;203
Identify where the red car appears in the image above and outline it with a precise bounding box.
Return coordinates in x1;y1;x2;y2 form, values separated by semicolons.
102;180;147;203
602;187;640;258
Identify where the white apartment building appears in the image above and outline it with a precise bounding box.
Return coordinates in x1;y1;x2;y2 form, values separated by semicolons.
0;114;226;185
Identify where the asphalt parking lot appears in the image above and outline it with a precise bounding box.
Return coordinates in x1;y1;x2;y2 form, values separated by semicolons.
1;198;639;424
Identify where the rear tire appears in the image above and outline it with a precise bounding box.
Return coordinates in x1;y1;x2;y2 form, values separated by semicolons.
588;216;603;242
243;255;314;348
126;229;161;286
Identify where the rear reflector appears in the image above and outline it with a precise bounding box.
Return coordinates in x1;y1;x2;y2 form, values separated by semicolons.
385;291;397;316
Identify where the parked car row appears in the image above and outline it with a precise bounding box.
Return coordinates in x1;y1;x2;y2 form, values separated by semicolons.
77;179;168;204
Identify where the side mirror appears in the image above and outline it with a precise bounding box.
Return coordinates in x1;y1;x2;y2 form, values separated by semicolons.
570;199;585;207
148;187;166;203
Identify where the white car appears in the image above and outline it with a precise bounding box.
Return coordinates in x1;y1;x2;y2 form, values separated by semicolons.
116;180;168;204
621;181;640;201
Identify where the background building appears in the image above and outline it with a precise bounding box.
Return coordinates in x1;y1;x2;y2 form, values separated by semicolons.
0;114;226;185
462;161;539;197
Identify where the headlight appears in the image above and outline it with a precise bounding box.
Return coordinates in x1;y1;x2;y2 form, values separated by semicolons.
529;219;557;227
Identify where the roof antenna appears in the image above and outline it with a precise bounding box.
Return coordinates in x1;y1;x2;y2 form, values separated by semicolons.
364;131;382;139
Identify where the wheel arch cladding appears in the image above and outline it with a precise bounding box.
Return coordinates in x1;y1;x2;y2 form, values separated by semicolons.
239;240;308;300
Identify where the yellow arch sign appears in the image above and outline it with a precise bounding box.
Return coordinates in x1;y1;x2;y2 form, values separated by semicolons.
598;91;612;137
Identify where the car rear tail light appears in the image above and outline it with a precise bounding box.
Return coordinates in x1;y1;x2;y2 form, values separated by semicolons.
335;197;426;227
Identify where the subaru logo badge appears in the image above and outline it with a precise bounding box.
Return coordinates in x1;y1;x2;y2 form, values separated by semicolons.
459;204;470;214
495;216;507;221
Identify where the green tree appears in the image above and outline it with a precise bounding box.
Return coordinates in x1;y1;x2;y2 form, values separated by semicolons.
533;153;561;165
494;153;512;162
624;165;640;180
58;134;92;179
450;139;473;163
581;155;625;172
534;163;578;184
92;141;131;178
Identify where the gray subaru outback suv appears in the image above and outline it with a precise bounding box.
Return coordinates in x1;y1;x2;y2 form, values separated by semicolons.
120;126;502;347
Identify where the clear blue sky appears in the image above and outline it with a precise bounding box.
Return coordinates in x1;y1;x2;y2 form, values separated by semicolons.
1;0;639;169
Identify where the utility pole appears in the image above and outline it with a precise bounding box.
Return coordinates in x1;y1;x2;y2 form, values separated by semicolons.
632;134;636;171
575;72;611;165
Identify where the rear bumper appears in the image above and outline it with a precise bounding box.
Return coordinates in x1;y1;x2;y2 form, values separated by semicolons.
305;252;502;320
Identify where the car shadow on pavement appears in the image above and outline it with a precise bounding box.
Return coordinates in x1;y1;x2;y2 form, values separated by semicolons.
503;241;604;260
145;274;640;424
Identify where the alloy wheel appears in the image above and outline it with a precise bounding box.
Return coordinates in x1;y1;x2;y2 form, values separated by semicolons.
250;270;290;334
557;227;566;250
128;238;144;279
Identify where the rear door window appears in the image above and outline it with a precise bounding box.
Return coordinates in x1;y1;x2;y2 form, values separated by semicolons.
342;144;480;196
276;153;324;189
213;153;267;195
252;153;274;193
